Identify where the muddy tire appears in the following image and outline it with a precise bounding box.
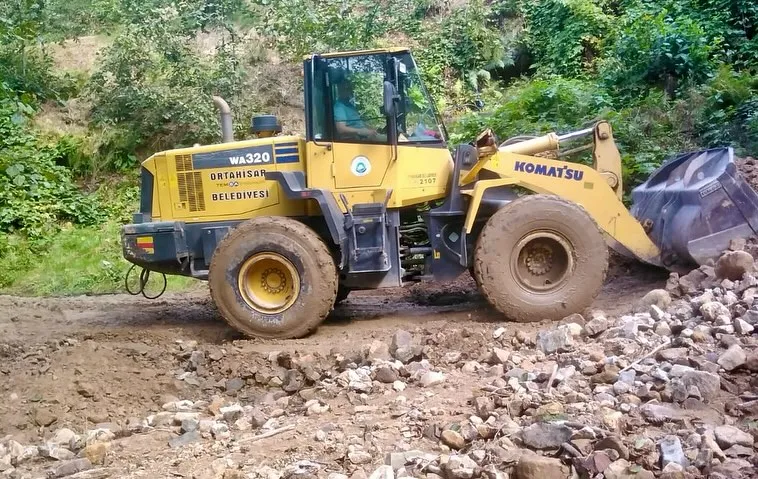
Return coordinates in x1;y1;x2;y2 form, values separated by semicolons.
473;194;608;322
208;217;337;339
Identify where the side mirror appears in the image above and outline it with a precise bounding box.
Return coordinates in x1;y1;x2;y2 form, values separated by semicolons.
383;81;397;118
382;80;399;149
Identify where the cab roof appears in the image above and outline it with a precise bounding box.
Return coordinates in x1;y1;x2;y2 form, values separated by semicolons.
303;47;410;60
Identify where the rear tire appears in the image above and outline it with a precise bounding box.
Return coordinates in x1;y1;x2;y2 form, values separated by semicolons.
473;195;608;322
208;217;338;339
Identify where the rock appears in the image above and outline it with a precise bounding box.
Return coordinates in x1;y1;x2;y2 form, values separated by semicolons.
34;409;58;427
50;428;78;448
488;348;510;364
724;444;754;458
419;371;444;387
42;445;75;461
441;429;466;450
51;458;92;478
681;370;720;402
660;462;684;478
659;435;688;468
655;322;672;336
650;305;666;321
365;340;391;362
81;443;108;465
604;459;655;479
576;450;614;476
493;327;506;339
211;422;230;439
679;269;707;295
715;251;754;280
640;289;672;310
169;431;201;448
384;450;425;471
84;428;115;446
75;382;97;399
247;407;267;428
658;348;689;362
701;301;731;322
729;238;747;251
595;436;630;460
733;318;754;335
521;422;573;449
718;344;747;371
461;361;480;374
592;365;620;385
181;417;199;433
562;322;584;337
714;425;754;448
282;369;304;393
390;330;418;363
446;455;478;478
374;366;398;384
514;451;571;479
393;381;406;391
220;404;244;423
710;458;755;477
368;466;394;479
348;450;373;465
444;351;462;363
474;396;495;419
536;328;573;354
743;309;758;324
225;378;244;394
585;315;610;336
600;408;623;432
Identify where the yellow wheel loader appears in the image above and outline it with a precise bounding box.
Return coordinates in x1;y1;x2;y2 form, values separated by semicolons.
121;47;758;339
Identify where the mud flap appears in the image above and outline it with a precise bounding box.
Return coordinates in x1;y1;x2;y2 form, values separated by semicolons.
630;147;758;269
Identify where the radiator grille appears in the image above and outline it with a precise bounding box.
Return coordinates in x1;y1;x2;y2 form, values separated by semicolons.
177;171;206;212
175;154;193;172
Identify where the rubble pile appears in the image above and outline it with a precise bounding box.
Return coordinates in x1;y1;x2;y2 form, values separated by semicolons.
1;247;757;479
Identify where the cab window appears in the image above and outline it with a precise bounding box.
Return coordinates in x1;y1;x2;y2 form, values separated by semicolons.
325;55;389;144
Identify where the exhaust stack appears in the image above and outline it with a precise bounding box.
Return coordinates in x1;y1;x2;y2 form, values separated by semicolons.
212;96;233;143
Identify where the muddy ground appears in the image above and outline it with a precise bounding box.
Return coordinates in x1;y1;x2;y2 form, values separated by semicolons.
0;258;669;478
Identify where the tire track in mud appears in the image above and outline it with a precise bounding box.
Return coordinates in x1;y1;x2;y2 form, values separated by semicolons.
0;256;666;347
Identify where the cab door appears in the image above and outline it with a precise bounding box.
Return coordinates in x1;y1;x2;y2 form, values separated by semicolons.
323;55;394;190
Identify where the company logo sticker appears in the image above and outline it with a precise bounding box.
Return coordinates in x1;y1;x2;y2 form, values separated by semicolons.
351;156;371;177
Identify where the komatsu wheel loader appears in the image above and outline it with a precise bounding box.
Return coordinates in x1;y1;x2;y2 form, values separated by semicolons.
121;47;758;339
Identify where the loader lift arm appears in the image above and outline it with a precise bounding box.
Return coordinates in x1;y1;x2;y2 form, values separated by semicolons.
460;121;663;267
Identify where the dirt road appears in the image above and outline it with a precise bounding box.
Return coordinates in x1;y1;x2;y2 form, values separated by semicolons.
0;260;671;478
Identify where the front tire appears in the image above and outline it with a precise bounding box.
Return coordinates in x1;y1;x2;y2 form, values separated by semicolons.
473;195;608;322
208;217;338;339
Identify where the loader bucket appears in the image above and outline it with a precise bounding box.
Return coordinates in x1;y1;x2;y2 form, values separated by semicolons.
630;147;758;270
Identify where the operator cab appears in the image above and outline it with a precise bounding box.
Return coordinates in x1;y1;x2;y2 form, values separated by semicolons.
305;49;448;149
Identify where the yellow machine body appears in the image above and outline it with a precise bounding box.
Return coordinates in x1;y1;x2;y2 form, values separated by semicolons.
140;136;454;224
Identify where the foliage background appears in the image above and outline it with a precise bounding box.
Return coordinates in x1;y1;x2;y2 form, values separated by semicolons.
0;0;756;294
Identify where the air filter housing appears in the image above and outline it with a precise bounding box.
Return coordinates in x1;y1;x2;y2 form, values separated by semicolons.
251;115;282;137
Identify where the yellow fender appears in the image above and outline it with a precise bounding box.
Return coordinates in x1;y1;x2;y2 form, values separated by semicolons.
462;151;662;266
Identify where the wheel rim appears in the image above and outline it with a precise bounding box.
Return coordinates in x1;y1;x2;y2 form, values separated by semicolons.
238;253;300;314
511;230;574;293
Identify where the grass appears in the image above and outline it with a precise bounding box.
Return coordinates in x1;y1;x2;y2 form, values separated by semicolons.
0;221;197;296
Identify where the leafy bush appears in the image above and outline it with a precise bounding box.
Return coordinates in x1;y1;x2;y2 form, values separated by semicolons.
694;66;758;155
86;21;246;169
450;76;613;144
522;0;613;76
417;0;513;92
0;100;105;240
599;10;715;101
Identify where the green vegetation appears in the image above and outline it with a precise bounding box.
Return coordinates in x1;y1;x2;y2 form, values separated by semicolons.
0;0;756;295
